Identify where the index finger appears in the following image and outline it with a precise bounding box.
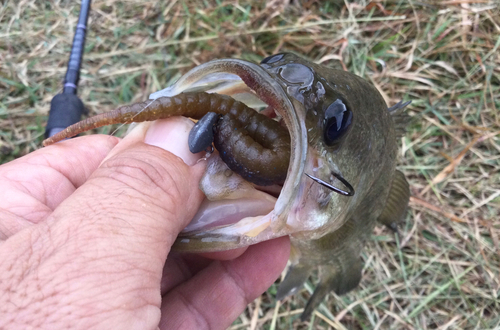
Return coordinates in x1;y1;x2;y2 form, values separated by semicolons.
0;135;118;228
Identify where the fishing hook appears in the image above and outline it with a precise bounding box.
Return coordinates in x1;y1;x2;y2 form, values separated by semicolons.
305;172;355;196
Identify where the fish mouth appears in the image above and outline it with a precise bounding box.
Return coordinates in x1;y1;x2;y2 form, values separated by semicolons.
150;59;309;252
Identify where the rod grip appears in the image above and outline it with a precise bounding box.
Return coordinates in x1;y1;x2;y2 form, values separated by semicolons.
45;93;85;138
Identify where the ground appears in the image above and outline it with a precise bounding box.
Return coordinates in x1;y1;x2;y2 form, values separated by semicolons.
1;1;499;329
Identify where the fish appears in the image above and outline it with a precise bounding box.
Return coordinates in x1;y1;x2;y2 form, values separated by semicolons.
43;52;411;320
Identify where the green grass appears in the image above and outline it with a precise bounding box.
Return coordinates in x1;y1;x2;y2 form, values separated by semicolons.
1;0;499;329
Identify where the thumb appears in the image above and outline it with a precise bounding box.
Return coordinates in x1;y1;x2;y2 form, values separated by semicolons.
49;116;207;256
37;117;207;327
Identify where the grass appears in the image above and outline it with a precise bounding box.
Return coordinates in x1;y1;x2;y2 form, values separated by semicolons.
1;0;499;329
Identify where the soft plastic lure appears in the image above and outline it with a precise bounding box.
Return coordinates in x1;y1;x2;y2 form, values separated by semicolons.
43;92;290;186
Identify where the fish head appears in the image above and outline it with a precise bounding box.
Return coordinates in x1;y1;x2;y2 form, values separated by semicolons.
258;53;398;240
149;53;396;251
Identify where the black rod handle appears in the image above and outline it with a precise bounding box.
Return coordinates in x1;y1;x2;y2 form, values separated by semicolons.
46;0;91;139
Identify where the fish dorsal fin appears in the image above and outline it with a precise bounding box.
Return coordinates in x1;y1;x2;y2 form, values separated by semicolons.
377;170;410;231
388;100;411;138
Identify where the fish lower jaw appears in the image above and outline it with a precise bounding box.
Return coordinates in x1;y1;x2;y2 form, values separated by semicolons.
174;212;285;252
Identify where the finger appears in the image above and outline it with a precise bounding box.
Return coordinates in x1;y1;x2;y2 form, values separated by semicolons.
159;236;290;330
160;253;214;295
1;134;119;193
0;135;119;238
195;248;249;260
160;247;248;295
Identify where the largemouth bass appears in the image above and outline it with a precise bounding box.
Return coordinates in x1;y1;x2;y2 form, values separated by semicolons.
43;53;410;320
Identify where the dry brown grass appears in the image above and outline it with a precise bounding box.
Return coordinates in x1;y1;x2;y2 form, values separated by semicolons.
1;0;499;329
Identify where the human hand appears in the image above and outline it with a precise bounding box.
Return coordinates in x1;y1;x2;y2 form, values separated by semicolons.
0;117;290;330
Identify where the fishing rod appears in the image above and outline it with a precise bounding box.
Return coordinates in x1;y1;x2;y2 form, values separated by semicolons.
45;0;91;138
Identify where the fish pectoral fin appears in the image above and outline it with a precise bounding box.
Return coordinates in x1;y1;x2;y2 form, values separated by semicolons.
377;170;410;232
300;260;363;321
276;264;311;300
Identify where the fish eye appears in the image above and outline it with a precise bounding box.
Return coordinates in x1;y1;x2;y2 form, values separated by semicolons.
261;53;285;64
323;99;352;146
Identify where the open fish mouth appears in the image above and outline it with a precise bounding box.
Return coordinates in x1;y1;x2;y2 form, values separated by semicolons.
148;59;311;252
